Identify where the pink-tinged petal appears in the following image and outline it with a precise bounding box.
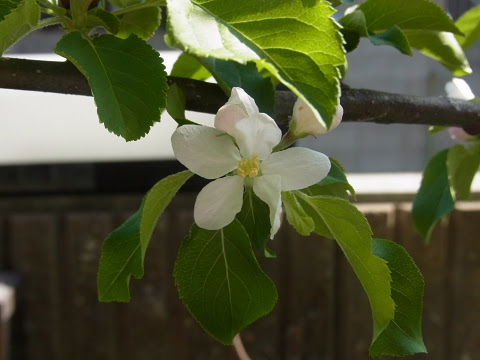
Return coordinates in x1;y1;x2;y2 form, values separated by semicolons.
448;127;475;141
253;175;282;239
261;147;331;191
194;175;245;230
171;125;241;179
229;87;259;116
233;113;282;160
292;98;343;136
214;104;247;134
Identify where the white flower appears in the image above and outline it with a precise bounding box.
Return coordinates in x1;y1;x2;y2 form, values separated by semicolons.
171;87;331;238
290;98;343;137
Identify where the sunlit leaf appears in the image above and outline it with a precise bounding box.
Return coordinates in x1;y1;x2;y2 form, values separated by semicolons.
447;143;480;200
455;5;480;50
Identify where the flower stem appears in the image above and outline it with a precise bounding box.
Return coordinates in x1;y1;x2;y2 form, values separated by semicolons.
233;334;251;360
273;129;297;152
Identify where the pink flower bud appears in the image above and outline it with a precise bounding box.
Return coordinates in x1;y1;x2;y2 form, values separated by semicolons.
448;127;475;141
291;98;343;137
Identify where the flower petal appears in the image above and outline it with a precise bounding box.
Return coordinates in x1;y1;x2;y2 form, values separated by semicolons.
228;87;259;116
261;147;331;191
194;175;245;230
214;104;247;135
172;125;241;179
292;98;343;136
234;113;282;160
253;175;283;239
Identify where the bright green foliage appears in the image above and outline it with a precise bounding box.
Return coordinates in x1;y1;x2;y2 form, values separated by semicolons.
108;0;141;8
357;0;461;34
84;8;120;34
202;58;275;114
166;0;345;128
447;143;480;200
166;83;197;125
170;53;212;80
55;31;168;141
370;239;427;357
174;220;277;344
291;192;395;341
0;0;40;55
117;7;161;40
98;171;193;301
412;149;454;242
282;191;315;236
455;5;480;50
405;30;472;76
302;158;355;200
368;25;412;55
236;188;271;251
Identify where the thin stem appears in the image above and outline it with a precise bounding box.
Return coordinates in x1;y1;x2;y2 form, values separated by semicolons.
32;16;64;31
233;334;251;360
36;0;67;15
113;0;166;15
273;129;297;152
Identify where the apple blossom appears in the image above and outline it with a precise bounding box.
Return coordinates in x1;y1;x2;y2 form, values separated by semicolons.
171;88;331;238
290;98;343;138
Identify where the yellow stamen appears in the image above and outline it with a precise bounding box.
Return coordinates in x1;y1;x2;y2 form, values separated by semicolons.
237;154;260;178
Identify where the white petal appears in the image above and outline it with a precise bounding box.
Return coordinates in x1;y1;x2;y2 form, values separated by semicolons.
194;176;245;230
261;147;331;191
214;104;247;135
253;175;282;239
228;87;259;116
233;113;282;160
171;125;241;179
445;78;475;100
292;98;343;135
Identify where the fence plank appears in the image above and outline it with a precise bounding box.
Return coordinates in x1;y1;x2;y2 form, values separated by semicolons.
449;203;480;360
9;214;61;360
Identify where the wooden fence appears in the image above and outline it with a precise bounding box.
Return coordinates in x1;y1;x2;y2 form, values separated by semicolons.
0;194;479;360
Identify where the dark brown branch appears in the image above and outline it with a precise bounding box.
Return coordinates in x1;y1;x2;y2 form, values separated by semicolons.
2;57;480;128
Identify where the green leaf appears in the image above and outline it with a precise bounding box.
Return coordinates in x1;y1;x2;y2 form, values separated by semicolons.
84;8;120;34
428;125;448;134
117;6;161;40
0;0;40;55
174;220;278;344
368;25;413;56
98;171;193;302
170;53;212;81
295;193;395;339
108;0;140;8
303;158;355;200
166;0;345;128
166;83;197;126
447;143;480;200
236;188;271;251
282;191;315;236
202;58;275;114
357;0;461;34
412;149;454;242
405;30;471;76
455;5;480;50
370;239;427;357
55;31;168;141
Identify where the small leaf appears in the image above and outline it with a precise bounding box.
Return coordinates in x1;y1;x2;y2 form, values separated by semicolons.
357;0;461;34
166;84;197;126
369;25;413;56
84;8;120;34
236;188;271;251
405;30;471;76
202;58;275;114
296;193;395;338
370;239;427;357
447;143;480;200
55;31;168;141
455;5;480;50
117;6;161;40
0;0;40;55
98;171;193;302
108;0;141;8
170;53;212;80
412;149;454;242
175;220;277;344
282;191;315;236
166;0;345;128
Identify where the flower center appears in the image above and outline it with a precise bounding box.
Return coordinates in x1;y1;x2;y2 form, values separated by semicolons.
237;154;260;178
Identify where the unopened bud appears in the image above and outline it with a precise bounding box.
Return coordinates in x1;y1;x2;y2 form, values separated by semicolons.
448;127;475;141
290;98;343;137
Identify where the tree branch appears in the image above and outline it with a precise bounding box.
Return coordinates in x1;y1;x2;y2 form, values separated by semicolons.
2;57;480;128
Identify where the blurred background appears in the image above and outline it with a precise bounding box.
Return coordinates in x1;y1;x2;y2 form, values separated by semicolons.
0;0;479;359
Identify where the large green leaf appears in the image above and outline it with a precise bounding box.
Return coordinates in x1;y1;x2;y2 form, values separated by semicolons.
166;0;345;128
175;220;277;344
455;5;480;50
282;191;315;236
412;149;454;242
370;239;427;357
0;0;40;55
357;0;461;34
98;171;193;302
293;192;395;340
170;53;212;80
405;30;471;76
447;143;480;200
202;58;275;114
55;31;168;141
116;6;161;40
